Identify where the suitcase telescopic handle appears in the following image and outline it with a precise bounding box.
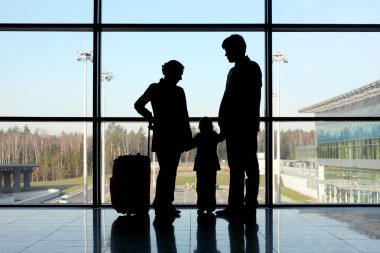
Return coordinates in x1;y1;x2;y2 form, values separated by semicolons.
147;122;152;158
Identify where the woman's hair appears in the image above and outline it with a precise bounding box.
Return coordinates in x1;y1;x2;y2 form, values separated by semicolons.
162;60;184;76
199;117;213;133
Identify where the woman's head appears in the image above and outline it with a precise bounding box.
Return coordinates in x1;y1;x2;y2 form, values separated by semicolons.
199;117;213;133
162;60;184;84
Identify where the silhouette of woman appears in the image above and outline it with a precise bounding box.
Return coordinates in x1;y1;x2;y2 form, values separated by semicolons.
135;60;192;217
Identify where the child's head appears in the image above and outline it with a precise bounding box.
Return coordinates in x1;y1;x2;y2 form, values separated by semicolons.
199;117;213;133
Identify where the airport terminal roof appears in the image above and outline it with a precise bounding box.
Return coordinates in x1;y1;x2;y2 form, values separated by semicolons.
298;79;380;113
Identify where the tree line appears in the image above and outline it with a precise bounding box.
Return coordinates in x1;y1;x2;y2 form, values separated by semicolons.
0;124;315;182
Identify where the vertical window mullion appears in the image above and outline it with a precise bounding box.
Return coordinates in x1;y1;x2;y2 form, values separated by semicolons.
92;0;102;206
265;0;274;206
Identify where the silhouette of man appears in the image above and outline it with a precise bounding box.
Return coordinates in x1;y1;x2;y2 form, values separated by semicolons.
135;60;192;217
216;34;262;219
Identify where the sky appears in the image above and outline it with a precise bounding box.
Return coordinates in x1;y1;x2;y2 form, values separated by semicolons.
1;1;380;134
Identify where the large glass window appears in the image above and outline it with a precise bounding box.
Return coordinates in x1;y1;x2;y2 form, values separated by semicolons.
1;1;378;206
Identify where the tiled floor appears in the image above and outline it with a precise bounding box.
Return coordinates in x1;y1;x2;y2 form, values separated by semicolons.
0;207;380;253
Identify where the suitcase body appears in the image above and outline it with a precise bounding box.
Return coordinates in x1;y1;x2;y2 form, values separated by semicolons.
110;154;151;215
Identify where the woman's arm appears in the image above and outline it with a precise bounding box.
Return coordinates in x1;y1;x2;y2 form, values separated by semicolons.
134;84;154;123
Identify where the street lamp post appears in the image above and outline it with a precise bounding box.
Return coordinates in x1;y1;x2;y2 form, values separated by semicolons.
101;71;113;203
77;51;93;204
273;51;288;203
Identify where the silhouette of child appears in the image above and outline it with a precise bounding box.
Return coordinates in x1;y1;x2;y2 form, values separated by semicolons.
189;117;225;214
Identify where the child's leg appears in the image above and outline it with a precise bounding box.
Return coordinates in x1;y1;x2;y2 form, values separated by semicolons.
196;171;206;213
205;171;217;212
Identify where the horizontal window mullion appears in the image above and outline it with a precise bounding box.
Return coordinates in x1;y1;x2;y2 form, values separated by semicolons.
272;24;380;32
2;24;380;32
101;24;267;32
0;24;95;32
2;117;379;122
266;117;380;122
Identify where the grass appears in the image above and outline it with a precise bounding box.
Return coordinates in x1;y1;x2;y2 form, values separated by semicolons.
30;171;308;203
279;181;314;203
270;176;314;203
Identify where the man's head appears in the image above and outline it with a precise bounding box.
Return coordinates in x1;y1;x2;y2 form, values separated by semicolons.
222;34;246;63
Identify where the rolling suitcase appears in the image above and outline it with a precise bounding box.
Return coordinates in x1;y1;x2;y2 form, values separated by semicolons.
110;126;151;215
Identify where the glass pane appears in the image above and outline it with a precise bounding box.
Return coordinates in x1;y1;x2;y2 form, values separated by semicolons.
103;0;264;23
274;121;380;204
101;122;150;205
0;0;93;23
102;32;265;117
273;0;380;24
273;122;317;204
258;122;266;205
102;121;266;205
0;32;93;117
0;122;93;205
0;0;94;23
273;32;380;117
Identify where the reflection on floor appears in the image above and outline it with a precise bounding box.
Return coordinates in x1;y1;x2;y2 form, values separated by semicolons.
0;207;380;252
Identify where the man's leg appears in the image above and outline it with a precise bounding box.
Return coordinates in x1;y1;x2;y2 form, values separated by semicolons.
244;136;260;209
228;165;245;209
216;137;245;217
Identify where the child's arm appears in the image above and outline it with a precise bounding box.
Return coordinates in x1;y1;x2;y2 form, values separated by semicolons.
186;133;199;151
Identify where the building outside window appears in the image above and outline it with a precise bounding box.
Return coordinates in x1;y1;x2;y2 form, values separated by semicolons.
296;80;380;204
